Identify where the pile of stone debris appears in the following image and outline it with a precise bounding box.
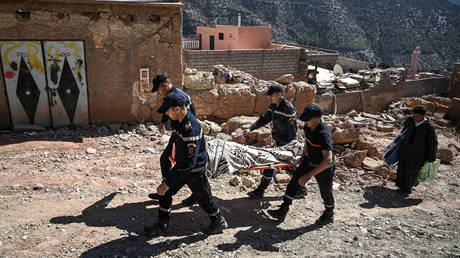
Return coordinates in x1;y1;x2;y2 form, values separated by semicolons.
200;94;459;189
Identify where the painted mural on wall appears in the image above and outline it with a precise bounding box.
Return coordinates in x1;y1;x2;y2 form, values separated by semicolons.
0;40;89;128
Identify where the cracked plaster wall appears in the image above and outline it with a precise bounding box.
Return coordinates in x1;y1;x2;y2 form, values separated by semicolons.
0;0;182;128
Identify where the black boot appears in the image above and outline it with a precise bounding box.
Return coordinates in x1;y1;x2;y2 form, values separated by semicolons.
293;187;308;199
144;221;168;236
267;204;289;222
204;215;228;235
181;194;197;206
148;193;160;200
145;209;170;236
316;207;334;225
247;186;265;199
248;177;270;199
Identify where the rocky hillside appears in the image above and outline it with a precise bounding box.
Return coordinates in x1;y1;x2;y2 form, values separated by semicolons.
183;0;460;72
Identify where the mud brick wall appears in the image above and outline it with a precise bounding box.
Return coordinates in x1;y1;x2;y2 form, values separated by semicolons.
0;0;183;129
337;56;369;73
403;77;449;97
183;48;303;81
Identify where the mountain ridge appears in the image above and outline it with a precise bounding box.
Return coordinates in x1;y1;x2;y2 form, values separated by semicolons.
183;0;460;72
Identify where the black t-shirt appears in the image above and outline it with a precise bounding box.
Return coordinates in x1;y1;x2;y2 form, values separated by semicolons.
303;121;334;165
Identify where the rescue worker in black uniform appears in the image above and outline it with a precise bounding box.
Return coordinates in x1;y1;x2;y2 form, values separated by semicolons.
244;84;306;199
149;74;197;206
144;93;228;235
268;104;336;225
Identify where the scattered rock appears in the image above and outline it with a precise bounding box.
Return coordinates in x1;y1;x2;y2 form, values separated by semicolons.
376;124;394;132
242;177;255;187
355;141;383;160
332;181;341;190
348;110;359;117
216;133;232;141
389;172;397;181
437;147;453;164
203;120;222;136
200;121;211;135
342;150;368;167
377;167;392;178
86;147;97;154
229;176;241;186
160;135;170;144
274;173;291;184
333;128;360;144
361;112;384;121
362;157;386;170
33;184;44;191
231;128;246;144
275;74;294;85
143;148;155;154
224;116;257;134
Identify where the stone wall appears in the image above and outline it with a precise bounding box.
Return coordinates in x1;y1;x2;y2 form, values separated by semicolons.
186;81;317;121
0;0;183;129
403;77;449;97
337;56;369;73
316;72;406;114
183;49;303;81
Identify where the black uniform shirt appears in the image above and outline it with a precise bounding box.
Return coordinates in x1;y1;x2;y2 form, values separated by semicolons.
304;121;334;165
249;98;297;145
164;111;207;186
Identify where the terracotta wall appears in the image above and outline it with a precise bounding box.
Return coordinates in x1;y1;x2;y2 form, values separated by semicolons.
235;26;271;49
197;25;271;50
0;0;183;129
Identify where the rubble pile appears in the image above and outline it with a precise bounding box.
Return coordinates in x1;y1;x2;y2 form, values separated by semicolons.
314;66;405;94
185;65;316;121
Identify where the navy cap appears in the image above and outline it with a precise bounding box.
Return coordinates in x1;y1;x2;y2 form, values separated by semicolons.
157;92;186;114
151;74;169;92
299;103;323;122
265;84;284;95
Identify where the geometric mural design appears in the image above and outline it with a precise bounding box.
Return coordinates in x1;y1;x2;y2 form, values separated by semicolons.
57;56;80;123
16;56;41;123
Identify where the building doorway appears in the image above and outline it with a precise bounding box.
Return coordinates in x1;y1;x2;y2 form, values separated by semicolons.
210;35;215;50
0;40;89;128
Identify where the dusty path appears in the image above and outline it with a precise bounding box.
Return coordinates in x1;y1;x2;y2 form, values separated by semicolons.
0;128;459;257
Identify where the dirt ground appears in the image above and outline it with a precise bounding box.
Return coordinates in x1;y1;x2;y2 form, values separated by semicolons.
0;125;459;258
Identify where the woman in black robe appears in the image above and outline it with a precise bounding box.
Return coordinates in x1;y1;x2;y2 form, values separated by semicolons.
396;105;438;195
